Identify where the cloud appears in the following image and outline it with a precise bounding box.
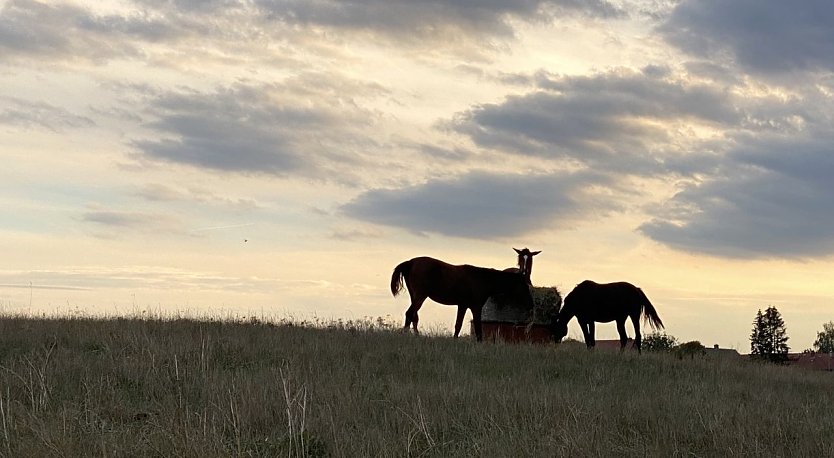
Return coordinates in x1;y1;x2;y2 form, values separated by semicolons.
0;97;95;131
81;208;185;236
1;0;624;65
0;0;178;62
641;132;834;258
0;266;278;292
132;79;382;177
254;0;624;39
341;170;619;239
134;183;260;210
660;1;834;76
449;69;738;174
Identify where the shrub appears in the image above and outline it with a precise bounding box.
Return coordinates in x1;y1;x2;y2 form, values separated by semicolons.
643;332;678;352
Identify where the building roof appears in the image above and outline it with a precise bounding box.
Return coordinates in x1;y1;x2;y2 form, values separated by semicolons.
704;345;741;359
786;352;834;371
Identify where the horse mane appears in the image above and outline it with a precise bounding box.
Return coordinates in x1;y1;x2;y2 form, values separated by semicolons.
559;280;596;320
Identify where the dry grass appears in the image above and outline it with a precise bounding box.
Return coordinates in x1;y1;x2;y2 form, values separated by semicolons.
0;314;832;457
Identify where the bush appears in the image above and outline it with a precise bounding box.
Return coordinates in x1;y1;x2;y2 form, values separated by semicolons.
643;332;678;352
673;341;706;359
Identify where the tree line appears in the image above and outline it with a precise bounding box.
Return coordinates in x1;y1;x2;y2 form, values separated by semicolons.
642;307;834;363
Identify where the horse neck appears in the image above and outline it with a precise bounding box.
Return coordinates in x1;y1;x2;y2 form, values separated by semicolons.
558;299;577;321
479;267;519;293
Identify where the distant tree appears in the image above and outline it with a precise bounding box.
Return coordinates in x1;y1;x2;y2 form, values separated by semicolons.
813;321;834;353
673;341;706;359
643;332;678;352
750;306;790;363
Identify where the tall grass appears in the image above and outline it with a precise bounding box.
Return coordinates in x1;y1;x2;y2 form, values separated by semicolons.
0;314;832;457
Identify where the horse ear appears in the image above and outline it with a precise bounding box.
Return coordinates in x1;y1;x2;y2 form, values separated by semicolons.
513;248;521;254
531;251;541;256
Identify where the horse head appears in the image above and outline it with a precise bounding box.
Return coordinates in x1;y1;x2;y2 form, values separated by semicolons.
550;317;568;343
512;247;541;278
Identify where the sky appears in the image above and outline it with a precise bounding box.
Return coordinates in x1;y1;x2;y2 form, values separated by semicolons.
1;0;833;351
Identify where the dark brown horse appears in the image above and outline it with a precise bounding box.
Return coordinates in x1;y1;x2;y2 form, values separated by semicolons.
504;247;541;283
550;280;663;352
391;256;533;341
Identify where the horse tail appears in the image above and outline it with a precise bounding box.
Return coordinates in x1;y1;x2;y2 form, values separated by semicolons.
638;287;664;330
390;260;411;297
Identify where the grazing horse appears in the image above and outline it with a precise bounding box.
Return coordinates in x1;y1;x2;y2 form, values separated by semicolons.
550;280;663;352
391;256;534;341
503;247;541;284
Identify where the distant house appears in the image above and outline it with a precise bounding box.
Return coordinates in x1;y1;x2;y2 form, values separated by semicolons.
592;341;743;357
786;352;834;372
704;344;742;360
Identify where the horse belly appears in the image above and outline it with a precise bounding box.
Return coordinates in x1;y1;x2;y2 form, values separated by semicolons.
579;308;617;323
428;292;467;306
593;314;617;323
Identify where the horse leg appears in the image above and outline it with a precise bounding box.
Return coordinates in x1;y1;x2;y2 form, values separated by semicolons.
579;320;595;349
616;319;628;352
631;314;642;354
471;305;483;342
587;321;596;348
404;293;427;335
453;306;467;338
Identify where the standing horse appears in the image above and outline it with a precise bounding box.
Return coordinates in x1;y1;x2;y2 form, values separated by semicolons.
550;280;663;352
391;256;534;341
503;247;541;284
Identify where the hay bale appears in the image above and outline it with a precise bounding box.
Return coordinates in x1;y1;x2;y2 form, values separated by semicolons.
482;286;561;325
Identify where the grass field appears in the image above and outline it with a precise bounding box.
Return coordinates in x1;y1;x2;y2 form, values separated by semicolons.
0;314;832;457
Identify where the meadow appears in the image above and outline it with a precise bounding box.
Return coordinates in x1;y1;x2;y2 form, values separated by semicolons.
0;314;832;457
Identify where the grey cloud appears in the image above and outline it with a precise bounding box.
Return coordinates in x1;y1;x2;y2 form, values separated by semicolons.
0;97;95;131
1;0;623;64
133;81;379;176
641;133;834;258
660;0;834;75
256;0;623;38
341;170;619;239
0;0;177;62
81;208;185;235
449;70;737;173
134;183;261;210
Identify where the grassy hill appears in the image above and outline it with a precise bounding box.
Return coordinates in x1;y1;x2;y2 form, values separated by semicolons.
0;315;832;457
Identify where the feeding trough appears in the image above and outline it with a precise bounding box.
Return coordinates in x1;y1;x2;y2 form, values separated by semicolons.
474;286;561;344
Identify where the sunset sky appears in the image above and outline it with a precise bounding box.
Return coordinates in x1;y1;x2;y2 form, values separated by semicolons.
2;0;833;350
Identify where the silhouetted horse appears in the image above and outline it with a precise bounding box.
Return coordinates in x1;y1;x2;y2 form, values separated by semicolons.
550;280;663;352
391;256;534;341
503;247;541;283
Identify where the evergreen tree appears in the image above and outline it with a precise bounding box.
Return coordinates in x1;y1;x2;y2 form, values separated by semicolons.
750;306;789;363
813;321;834;353
750;310;764;355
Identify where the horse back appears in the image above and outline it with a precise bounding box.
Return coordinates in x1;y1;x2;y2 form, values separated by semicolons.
566;280;644;322
404;257;511;306
403;257;473;305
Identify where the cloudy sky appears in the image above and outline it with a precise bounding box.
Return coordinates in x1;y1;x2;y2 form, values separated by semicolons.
2;0;833;350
